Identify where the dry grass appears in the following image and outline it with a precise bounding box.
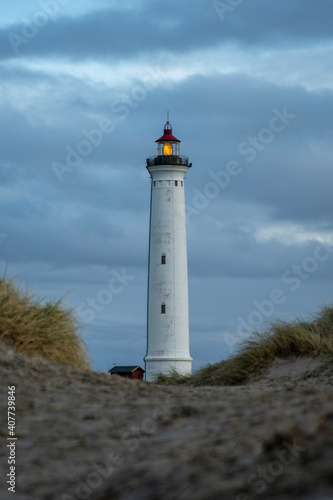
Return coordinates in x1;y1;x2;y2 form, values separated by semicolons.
155;305;333;386
0;276;90;370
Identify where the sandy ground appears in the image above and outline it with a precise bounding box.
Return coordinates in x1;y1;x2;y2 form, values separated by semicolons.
1;344;333;500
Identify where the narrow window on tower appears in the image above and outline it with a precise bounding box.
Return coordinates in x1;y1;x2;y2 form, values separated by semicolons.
175;180;178;187
161;303;166;314
181;181;183;187
153;181;156;187
161;253;166;265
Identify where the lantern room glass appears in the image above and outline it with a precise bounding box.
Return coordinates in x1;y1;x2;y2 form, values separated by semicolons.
157;141;180;156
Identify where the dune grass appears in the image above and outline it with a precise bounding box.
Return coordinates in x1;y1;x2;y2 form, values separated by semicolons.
0;277;90;370
155;305;333;386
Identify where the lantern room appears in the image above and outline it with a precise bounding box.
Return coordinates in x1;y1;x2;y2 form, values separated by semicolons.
146;118;191;168
155;120;180;157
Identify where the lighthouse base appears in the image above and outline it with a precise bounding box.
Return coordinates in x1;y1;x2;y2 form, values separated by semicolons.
144;357;192;383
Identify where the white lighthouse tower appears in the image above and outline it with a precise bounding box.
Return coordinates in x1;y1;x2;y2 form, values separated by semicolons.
144;118;192;382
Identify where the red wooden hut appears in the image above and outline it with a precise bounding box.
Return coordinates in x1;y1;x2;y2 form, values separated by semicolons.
108;366;145;381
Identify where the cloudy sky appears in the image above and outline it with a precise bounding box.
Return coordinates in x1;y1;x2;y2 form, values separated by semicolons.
1;0;333;372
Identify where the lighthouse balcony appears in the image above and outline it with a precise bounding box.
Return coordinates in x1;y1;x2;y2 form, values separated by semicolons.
146;155;191;168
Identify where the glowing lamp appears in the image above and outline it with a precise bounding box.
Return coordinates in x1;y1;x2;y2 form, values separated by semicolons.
163;142;173;155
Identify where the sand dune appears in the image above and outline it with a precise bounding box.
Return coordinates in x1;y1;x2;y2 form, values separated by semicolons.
1;343;332;500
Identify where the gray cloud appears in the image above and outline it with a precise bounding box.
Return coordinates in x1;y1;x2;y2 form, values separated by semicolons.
1;0;332;62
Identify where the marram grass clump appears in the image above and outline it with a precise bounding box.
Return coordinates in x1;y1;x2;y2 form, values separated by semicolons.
0;277;90;370
155;305;333;386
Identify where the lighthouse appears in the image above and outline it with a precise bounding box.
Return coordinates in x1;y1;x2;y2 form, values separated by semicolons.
144;118;192;382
